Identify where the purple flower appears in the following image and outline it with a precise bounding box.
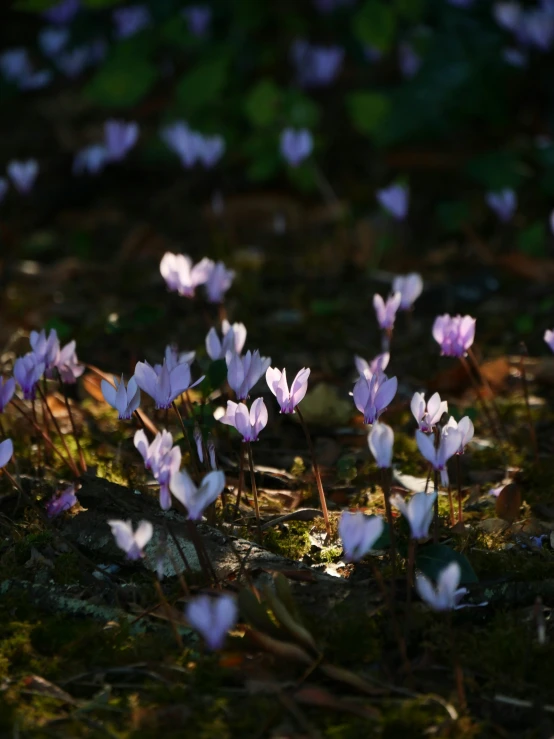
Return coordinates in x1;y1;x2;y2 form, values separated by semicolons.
30;329;60;374
56;340;84;383
352;369;398;424
338;511;384;561
411;392;448;433
45;484;78;518
185;593;238;650
494;2;522;33
14;353;45;400
218;398;268;442
373;292;401;331
486;189;516;222
183;5;212;36
112;5;151;39
159;252;213;297
354;352;390;378
7;160;38;195
38;27;69;57
266;367;310;414
503;47;527;66
0;377;15;412
155;345;196;375
416;428;463;486
108;519;153;560
204;261;235;303
0;49;31;82
391;491;436;540
416;562;468;611
19;69;53;91
444;416;474;454
134;359;203;410
0;178;8;203
55;47;90;78
160;122;197;166
368;422;393;468
101;375;140;419
545;329;554;352
73;144;108;176
280;128;313;167
226;350;271;400
197;135;225;167
104;120;139;162
290;40;344;88
206;321;247;361
134;429;182;510
42;0;80;24
376;184;409;220
392;273;423;310
0;438;13;469
170;468;225;520
398;42;421;78
432;314;476;357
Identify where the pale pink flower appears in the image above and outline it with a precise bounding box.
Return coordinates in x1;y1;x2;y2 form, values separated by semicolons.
218;398;268;442
266;366;310;413
338;511;384;561
373;292;401;331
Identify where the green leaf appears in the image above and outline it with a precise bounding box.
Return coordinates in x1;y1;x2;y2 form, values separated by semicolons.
347;91;390;138
436;200;470;232
352;0;396;53
244;79;281;127
416;543;478;585
85;47;157;108
393;0;424;21
283;90;320;128
176;57;229;113
465;151;524;191
517;221;546;257
196;359;227;397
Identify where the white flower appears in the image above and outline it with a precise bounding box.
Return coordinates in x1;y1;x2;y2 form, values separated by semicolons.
390;491;437;540
415;561;468;611
338;511;384;561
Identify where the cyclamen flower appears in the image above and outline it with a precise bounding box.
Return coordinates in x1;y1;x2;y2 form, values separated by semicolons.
101;375;140;419
444;416;474;453
197;135;225;168
7;160;38;194
134;359;203;410
390;491;437;540
218;398;268;442
290;40;344;88
185;593;238;650
373;292;401;331
266;367;310;414
155;345;196;374
159;252;213;297
14;353;45;400
108;519;153;560
104;120;139;162
112;5;150;39
376;184;409;220
56;340;84;383
338;512;384;562
399;42;421;78
206;321;247;361
353;370;398;425
486;189;516;222
134;430;182;510
416;428;463;486
170;468;225;520
183;5;212;36
204;261;235;303
0;438;14;468
38;27;69;57
432;314;476;357
45;484;78;518
280;128;313;167
416;561;468;612
411;392;448;433
43;0;80;24
368;422;393;468
0;377;15;412
30;329;60;374
392;273;423;310
226;350;271;400
160;123;224;168
0;48;31;82
354;352;390;378
55;47;90;78
73;144;108;176
544;329;554;352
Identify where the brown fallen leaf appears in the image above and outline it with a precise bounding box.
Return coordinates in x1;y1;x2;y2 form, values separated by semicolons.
495;483;522;523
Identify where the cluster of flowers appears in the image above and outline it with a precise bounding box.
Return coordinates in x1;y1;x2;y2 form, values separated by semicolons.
73;120;139;176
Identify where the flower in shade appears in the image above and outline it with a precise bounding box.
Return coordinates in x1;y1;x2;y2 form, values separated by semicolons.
0;438;13;468
368;422;393;468
411;392;448;433
0;48;31;82
73;144;108;176
206;321;247;361
416;561;468;611
7;159;38;194
486;189;517;222
218;398;268;442
204;261;235;303
444;416;474;454
134;359;203;410
45;484;78;518
266;367;310;414
416;428;462;486
0;377;15;412
390;491;437;540
226;350;271;400
207;437;217;469
183;5;212;36
159;252;213;297
108;519;153;560
197;135;225;167
30;329;60;374
194;425;204;462
56;340;85;383
160;122;198;166
354;352;390;378
185;593;238;650
170;468;225;520
338;511;384;562
43;0;80;24
38;27;69;57
373;292;401;331
290;40;344;87
134;430;182;510
0;178;8;203
353;370;397;425
398;42;421;78
101;375;140;419
432;314;476;357
376;184;409;220
19;69;53;91
112;5;151;39
14;353;45;400
392;273;423;310
104;120;139;162
280;128;313;167
545;329;554;352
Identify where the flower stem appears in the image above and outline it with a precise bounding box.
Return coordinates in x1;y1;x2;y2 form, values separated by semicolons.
456;454;463;524
37;385;81;477
405;539;416;639
518;347;539;464
153;579;183;649
59;375;87;473
449;613;467;711
433;469;439;544
458;355;499;442
296;407;331;538
246;441;262;543
381;467;397;595
232;445;245;520
172;401;200;481
369;559;410;674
